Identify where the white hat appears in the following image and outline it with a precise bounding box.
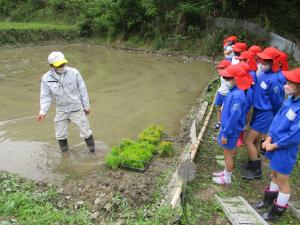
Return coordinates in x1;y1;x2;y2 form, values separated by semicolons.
48;51;68;67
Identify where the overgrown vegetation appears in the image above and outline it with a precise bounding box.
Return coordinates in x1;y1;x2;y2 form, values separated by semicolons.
0;0;298;48
0;172;92;225
0;22;80;44
105;125;173;170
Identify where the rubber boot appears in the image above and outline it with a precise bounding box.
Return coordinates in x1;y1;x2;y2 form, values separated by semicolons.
254;188;279;209
85;135;95;152
239;159;251;170
241;159;262;180
58;139;69;152
262;200;288;221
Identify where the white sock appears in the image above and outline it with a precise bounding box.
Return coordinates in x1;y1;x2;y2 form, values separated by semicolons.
277;192;290;207
224;171;232;183
269;182;279;191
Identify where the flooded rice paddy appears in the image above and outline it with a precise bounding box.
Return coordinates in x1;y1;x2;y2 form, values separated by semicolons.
0;44;213;183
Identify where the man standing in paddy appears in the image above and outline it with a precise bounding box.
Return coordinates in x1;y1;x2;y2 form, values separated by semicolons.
36;51;95;153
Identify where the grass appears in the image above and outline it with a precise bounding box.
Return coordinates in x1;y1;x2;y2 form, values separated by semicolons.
0;172;92;225
105;169;182;225
0;22;77;30
0;21;80;45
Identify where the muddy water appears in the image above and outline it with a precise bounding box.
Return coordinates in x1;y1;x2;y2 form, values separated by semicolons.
0;44;213;183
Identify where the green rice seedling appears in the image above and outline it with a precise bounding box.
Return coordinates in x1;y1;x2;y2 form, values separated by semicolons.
111;146;121;156
120;139;136;149
105;154;121;170
158;141;174;156
138;125;164;145
106;125;167;170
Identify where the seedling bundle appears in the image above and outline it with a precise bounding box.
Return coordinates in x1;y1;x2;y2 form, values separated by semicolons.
105;125;173;172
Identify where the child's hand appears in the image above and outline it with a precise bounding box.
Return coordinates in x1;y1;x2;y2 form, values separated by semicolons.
221;137;227;145
265;143;278;151
262;137;272;149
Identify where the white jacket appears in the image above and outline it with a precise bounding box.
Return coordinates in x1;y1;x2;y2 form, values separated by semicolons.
39;66;90;114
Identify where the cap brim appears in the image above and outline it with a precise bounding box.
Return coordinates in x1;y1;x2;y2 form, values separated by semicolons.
256;52;272;60
232;46;242;52
52;59;68;67
282;70;299;83
235;74;253;90
237;55;247;60
219;69;234;78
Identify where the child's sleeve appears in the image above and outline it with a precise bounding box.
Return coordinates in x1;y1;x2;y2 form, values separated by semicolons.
268;80;284;114
222;98;244;138
275;114;300;148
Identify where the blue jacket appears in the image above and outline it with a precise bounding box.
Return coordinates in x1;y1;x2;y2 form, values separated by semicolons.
245;70;257;112
269;96;300;149
253;70;284;114
221;86;247;138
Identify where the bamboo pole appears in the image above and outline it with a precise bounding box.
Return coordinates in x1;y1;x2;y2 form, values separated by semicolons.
171;179;183;209
190;92;217;161
170;91;217;208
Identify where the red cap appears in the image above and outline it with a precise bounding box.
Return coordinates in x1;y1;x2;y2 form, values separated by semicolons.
248;45;262;54
237;51;257;71
226;36;237;42
279;51;289;71
238;62;251;72
224;36;237;46
282;68;300;84
239;62;255;84
232;42;248;53
257;47;280;72
219;64;253;90
216;60;231;69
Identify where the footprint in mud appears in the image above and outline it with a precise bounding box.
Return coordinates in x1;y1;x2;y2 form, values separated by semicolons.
58;140;111;166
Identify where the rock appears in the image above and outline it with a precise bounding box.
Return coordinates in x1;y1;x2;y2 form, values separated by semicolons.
99;193;106;198
114;219;124;225
94;198;101;205
104;203;112;212
75;200;84;209
57;201;63;208
65;196;71;200
91;211;100;220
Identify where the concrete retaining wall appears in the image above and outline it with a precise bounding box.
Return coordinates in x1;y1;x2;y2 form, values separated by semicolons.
210;17;300;62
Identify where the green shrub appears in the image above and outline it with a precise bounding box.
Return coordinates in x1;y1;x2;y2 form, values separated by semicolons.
138;125;164;145
158;141;173;156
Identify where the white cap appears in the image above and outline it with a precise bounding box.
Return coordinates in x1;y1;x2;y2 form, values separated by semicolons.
48;51;68;67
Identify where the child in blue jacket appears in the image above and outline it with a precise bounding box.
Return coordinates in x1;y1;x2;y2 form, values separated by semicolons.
214;60;231;129
212;64;253;185
243;47;285;180
254;68;300;221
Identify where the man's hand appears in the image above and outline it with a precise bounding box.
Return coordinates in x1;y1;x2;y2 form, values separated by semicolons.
265;143;278;151
84;109;90;115
36;114;46;122
221;137;228;145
